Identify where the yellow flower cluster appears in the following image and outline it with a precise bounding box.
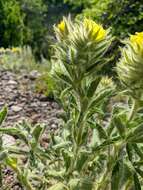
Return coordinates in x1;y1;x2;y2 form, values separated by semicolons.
0;47;21;54
57;18;106;42
130;32;143;47
11;47;21;53
83;18;106;41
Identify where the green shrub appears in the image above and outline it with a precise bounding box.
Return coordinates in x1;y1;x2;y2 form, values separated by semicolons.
0;18;143;189
19;0;49;59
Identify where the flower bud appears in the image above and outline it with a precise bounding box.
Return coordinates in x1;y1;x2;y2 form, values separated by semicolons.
117;32;143;99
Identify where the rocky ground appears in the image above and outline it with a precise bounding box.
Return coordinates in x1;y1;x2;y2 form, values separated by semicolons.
0;69;62;190
0;69;62;129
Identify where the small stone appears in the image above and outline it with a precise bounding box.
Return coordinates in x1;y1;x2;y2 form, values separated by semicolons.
29;70;41;80
7;80;17;85
51;123;58;129
2;135;16;146
8;115;20;120
11;105;22;112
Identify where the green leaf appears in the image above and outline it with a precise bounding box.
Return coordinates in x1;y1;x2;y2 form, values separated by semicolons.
76;151;89;172
112;160;133;190
88;88;112;109
68;179;80;190
96;122;107;140
48;183;68;190
31;124;45;149
90;129;99;148
135;168;143;178
89;121;107;140
113;116;126;139
111;161;120;190
5;157;18;171
47;170;65;179
126;124;143;143
0;106;7;126
62;150;72;172
55;72;74;87
69;178;93;190
87;77;101;98
52;141;71;150
0;150;8;161
132;144;143;159
133;173;141;190
126;143;133;161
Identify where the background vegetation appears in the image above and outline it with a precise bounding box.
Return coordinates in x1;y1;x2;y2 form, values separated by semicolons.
0;0;142;60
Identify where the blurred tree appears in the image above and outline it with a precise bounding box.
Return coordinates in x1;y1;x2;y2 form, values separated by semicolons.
0;0;25;47
19;0;49;59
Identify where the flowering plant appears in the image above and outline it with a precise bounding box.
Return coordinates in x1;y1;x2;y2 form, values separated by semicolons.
0;19;143;190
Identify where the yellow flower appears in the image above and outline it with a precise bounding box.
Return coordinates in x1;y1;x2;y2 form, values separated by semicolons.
117;32;143;99
57;20;66;33
83;18;106;41
130;32;143;47
11;47;21;53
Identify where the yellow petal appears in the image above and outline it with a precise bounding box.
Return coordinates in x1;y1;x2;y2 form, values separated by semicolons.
57;20;66;33
83;18;106;41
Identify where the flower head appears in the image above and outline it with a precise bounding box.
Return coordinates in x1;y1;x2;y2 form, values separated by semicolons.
57;20;66;33
130;32;143;47
83;18;106;41
117;31;143;99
